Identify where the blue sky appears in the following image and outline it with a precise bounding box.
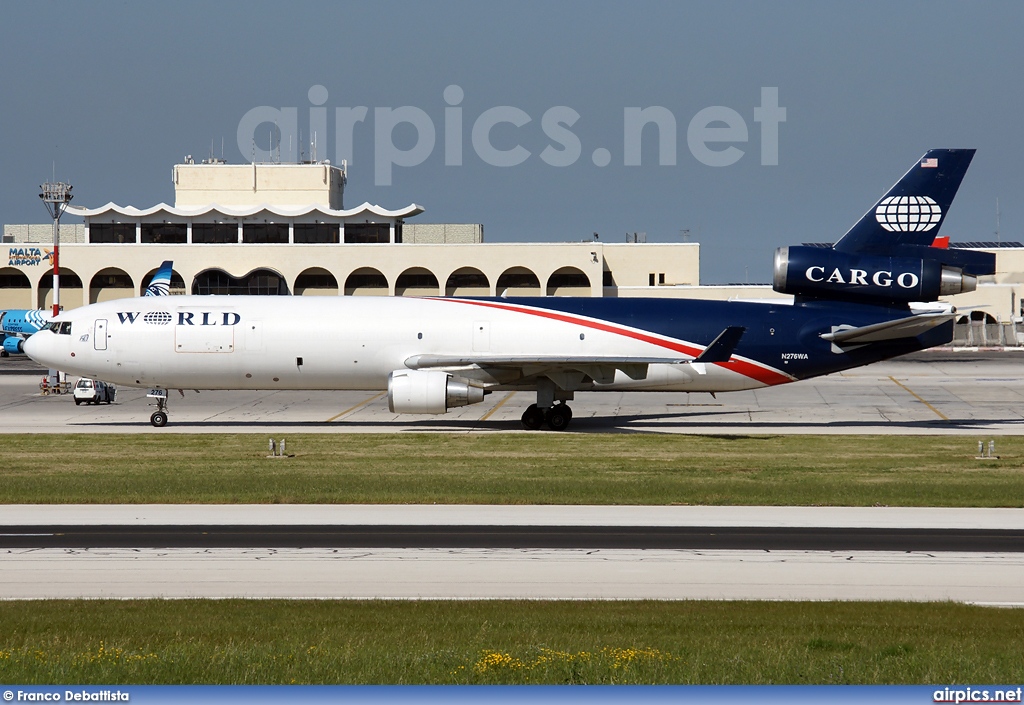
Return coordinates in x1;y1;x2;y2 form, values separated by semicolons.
2;1;1022;283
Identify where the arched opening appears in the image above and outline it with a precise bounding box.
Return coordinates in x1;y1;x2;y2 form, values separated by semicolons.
37;268;83;310
295;268;339;296
396;267;440;297
344;268;388;296
140;267;186;296
191;268;289;295
0;268;31;308
444;267;490;296
546;267;591;296
89;268;135;304
496;267;541;296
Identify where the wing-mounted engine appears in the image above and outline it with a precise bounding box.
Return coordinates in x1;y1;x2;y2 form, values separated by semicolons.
773;245;983;304
2;336;25;354
387;369;486;414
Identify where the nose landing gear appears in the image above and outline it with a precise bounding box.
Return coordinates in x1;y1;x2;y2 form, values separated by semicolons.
147;389;169;427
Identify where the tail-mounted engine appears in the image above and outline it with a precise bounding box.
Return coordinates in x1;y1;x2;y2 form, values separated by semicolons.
388;369;486;414
773;246;979;304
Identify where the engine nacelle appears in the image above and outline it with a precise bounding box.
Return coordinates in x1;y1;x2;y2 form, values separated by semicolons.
387;369;486;414
2;336;24;354
773;246;976;303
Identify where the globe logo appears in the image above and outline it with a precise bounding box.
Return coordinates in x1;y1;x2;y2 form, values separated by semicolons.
143;311;173;325
875;195;942;232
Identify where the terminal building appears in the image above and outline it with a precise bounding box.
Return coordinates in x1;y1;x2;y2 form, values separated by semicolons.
2;159;700;308
2;158;1022;344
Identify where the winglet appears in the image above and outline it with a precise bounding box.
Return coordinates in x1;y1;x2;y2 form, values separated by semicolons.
694;326;746;363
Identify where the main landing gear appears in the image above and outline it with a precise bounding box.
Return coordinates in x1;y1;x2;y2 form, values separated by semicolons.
520;401;573;431
520;378;576;431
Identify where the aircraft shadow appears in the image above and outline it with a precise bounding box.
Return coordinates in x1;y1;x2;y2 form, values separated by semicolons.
68;409;1024;434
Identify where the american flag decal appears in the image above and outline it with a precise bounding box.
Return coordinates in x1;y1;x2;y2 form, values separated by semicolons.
921;158;938;168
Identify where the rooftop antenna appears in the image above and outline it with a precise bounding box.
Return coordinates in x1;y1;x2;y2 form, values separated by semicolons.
996;197;1001;245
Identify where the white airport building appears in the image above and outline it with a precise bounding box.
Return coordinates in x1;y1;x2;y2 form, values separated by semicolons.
2;158;1021;345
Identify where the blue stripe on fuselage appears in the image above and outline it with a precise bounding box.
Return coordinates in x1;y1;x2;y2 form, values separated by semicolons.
468;297;947;380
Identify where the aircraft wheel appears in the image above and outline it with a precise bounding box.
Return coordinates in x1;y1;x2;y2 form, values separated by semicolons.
150;411;168;428
0;351;8;358
545;405;572;432
521;404;545;430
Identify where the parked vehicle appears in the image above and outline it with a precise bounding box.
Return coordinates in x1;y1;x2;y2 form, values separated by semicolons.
73;378;115;405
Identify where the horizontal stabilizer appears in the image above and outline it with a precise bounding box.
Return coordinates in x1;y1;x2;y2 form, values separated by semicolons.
820;313;955;345
693;326;746;363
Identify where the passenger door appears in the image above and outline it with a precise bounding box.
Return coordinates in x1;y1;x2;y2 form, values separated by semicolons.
93;319;107;351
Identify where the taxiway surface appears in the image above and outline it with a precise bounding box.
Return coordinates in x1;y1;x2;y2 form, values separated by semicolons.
2;351;1023;434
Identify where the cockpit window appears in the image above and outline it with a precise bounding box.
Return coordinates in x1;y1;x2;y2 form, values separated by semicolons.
48;322;72;335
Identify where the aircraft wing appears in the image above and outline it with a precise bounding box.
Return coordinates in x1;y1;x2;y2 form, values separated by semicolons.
405;354;694;385
405;326;749;384
406;354;690;368
820;312;956;345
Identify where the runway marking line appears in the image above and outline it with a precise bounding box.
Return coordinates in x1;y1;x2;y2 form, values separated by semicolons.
326;392;387;423
479;391;516;422
888;376;949;421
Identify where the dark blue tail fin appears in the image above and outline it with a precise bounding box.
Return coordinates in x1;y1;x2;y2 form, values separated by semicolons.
774;149;995;304
832;149;993;276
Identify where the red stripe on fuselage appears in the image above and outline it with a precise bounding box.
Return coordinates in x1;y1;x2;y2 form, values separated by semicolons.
430;298;794;386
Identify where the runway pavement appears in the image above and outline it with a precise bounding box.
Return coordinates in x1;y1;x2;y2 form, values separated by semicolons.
2;350;1024;434
2;506;1023;603
4;524;1024;551
6;547;1022;603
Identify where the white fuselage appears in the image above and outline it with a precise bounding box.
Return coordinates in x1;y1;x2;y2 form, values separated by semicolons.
24;295;791;395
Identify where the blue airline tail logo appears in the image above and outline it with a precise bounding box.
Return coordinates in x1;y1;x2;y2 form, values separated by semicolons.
144;261;174;297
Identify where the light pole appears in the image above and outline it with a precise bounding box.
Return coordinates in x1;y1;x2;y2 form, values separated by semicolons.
39;181;73;317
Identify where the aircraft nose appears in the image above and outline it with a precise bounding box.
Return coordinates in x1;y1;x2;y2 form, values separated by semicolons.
23;331;54;367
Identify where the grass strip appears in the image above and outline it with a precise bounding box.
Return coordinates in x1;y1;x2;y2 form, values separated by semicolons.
0;600;1021;684
1;434;1023;506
